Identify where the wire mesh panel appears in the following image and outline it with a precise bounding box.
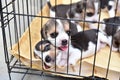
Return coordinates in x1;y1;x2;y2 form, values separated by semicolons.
0;0;120;80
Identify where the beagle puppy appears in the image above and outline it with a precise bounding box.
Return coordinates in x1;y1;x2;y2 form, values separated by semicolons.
101;16;120;52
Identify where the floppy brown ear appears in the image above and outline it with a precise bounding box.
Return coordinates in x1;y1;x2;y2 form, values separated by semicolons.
41;25;47;39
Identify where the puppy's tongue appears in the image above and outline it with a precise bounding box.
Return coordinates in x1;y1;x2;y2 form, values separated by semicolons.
44;63;51;69
59;46;68;51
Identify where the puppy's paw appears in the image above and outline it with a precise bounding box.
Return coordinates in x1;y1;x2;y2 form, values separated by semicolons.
69;59;76;66
57;60;67;68
100;43;107;48
112;46;118;52
70;64;76;72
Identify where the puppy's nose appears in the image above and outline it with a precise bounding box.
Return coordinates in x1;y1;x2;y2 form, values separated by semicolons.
62;39;68;46
45;55;51;63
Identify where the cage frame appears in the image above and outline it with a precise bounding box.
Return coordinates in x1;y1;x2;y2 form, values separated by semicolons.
0;0;120;80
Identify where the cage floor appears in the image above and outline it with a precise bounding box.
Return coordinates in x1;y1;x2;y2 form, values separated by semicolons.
10;0;120;79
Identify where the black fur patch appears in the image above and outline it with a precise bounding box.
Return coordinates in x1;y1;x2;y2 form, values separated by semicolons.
100;0;109;9
68;21;78;36
35;40;51;51
104;17;120;36
71;29;98;51
51;5;71;18
108;5;112;10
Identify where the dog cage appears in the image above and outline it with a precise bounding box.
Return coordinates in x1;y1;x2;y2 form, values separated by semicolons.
0;0;120;80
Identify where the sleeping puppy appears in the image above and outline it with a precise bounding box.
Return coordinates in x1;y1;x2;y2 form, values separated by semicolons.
34;40;59;70
47;0;83;32
67;0;120;29
34;40;79;70
47;0;83;18
67;0;120;20
101;17;120;52
67;0;98;22
66;0;100;29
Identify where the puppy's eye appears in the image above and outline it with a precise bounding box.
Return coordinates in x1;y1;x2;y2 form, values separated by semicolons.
50;32;58;38
44;45;51;51
86;12;94;17
66;30;71;36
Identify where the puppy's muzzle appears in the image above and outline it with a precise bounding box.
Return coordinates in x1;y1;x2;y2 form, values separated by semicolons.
44;55;55;70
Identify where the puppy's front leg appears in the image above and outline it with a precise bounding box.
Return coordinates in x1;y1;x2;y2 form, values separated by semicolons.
111;46;118;52
56;52;62;66
68;48;81;72
56;52;67;68
69;48;81;66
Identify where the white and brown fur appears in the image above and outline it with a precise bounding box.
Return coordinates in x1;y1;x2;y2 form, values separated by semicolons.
47;0;120;29
41;19;109;68
34;40;60;70
101;16;120;52
67;0;120;29
41;19;82;68
34;40;72;69
33;40;74;69
47;0;83;32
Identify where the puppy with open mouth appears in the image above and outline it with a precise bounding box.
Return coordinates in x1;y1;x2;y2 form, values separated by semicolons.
33;40;72;70
35;18;81;69
34;40;76;70
34;40;57;70
41;19;109;69
101;17;120;52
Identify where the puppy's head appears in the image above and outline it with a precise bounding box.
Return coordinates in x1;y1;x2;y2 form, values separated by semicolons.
113;30;120;52
34;40;59;70
67;0;98;22
67;1;84;21
41;19;71;51
82;0;99;22
102;17;120;52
